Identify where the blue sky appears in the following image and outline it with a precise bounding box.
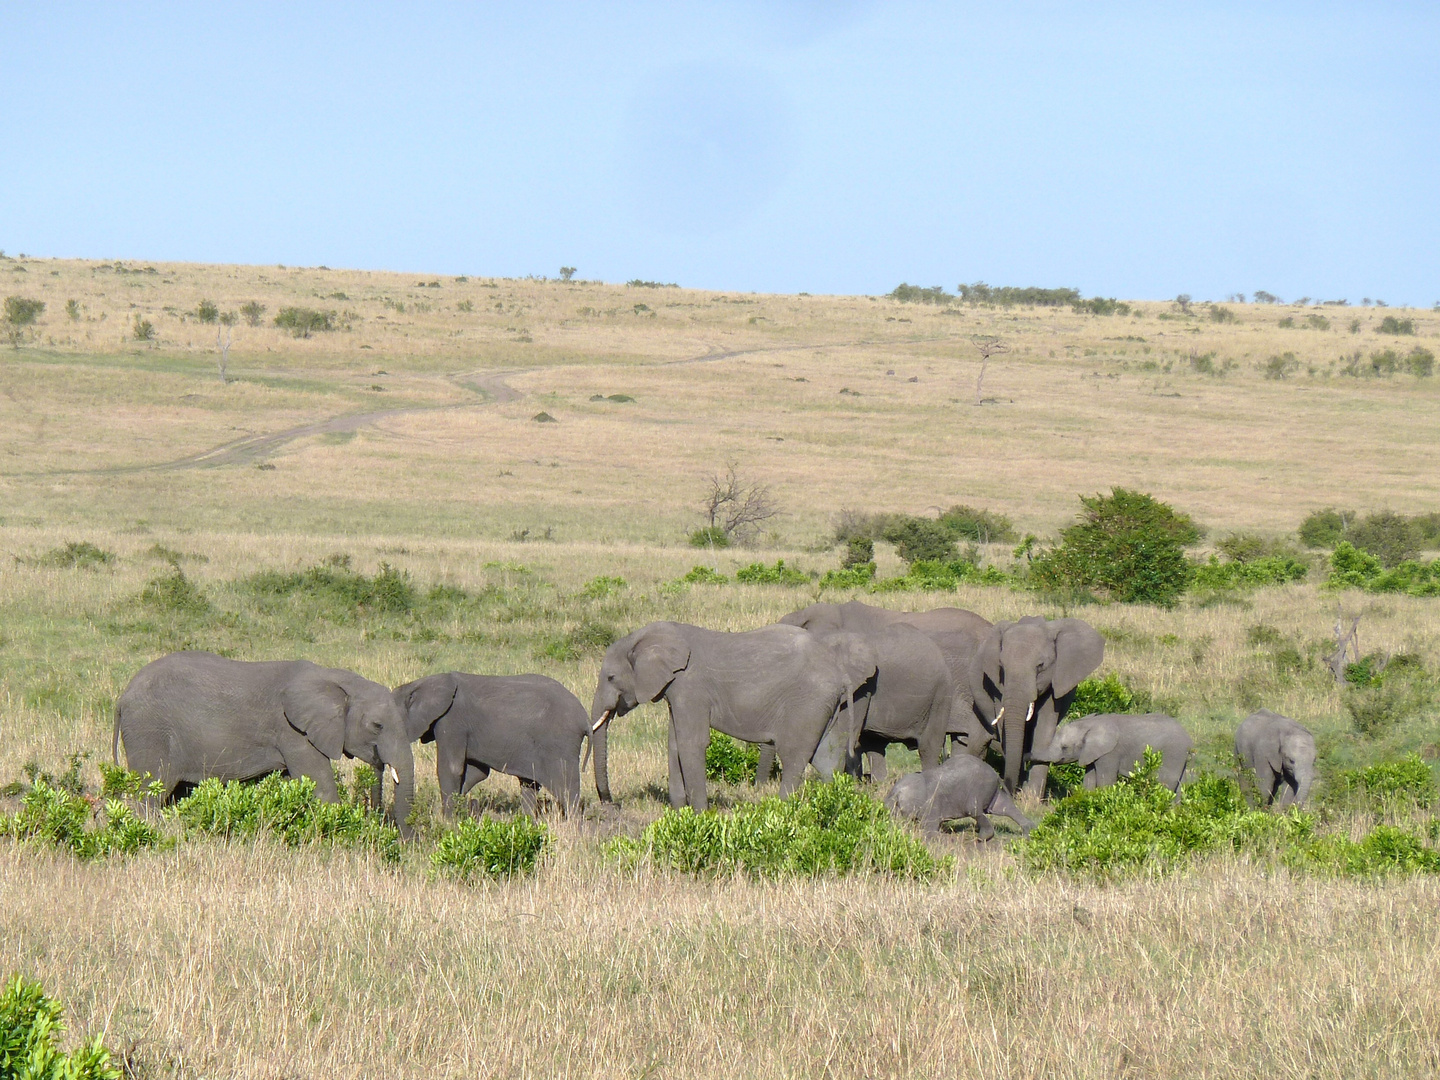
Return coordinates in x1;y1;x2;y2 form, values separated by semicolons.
4;2;1437;303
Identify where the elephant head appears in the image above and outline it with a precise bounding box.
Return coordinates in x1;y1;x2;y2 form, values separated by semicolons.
811;630;879;774
969;616;1104;792
284;667;416;837
1028;718;1115;766
393;674;460;743
589;623;691;802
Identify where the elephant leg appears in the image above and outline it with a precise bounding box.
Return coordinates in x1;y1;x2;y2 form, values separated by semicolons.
460;762;491;795
280;740;339;802
434;738;467;819
774;732;816;799
866;749;888;783
677;727;710;812
973;814;996;841
667;722;685;809
1083;766;1099;790
518;778;541;819
755;744;776;786
986;787;1036;835
918;723;945;772
1022;699;1060;799
1093;758;1121;788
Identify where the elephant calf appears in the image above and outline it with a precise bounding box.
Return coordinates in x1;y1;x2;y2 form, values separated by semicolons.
393;672;591;818
884;755;1034;839
1029;713;1193;793
1235;708;1316;809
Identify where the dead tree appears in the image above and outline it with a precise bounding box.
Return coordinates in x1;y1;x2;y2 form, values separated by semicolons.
702;462;780;545
1325;609;1362;686
971;335;1010;405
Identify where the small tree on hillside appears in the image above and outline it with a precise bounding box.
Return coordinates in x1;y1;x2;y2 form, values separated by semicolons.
217;311;237;382
971;335;1010;405
699;462;780;546
559;266;576;282
4;295;45;349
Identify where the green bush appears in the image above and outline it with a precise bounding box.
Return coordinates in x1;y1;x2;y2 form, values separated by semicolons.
537;620;618;661
131;314;154;341
869;558;1010;593
706;731;761;785
1;778;166;860
881;517;957;564
172;775;400;861
1328;755;1435;811
608;776;950;880
1288;826;1440;876
247;560;415;615
1068;673;1152;717
138;566;210;614
273;306;335;337
1325;542;1440;596
580;575;626;599
195;299;218;323
818;563;877;590
35;541;114;569
679;566;728;584
1190;554;1309;592
1298;508;1355;548
888;283;954;305
735;560;810;586
0;974;119;1080
1029;488;1199;607
1262;352;1299;379
239;301;266;326
688;526;729;548
1348;511;1422;568
841;536;874;567
937;505;1017;543
1377;316;1414;335
431;815;551;881
958;283;1080;307
4;296;45;349
1407;346;1435;377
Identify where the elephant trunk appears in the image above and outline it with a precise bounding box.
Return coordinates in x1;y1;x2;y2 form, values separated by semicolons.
1001;680;1035;794
591;711;613;803
380;735;415;840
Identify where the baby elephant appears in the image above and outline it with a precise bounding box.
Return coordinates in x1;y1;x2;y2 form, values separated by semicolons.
1234;708;1316;808
393;672;591;819
884;755;1035;839
1029;713;1193;793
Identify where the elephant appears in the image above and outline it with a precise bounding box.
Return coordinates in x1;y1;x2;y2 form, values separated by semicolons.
1028;713;1193;793
1234;709;1316;809
113;651;416;836
969;616;1105;795
884;755;1035;838
392;672;592;819
589;621;875;810
780;600;994;756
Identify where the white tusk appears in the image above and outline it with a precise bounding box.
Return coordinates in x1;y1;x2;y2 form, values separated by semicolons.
591;709;613;734
385;764;399;785
994;707;1005;724
1026;701;1036;724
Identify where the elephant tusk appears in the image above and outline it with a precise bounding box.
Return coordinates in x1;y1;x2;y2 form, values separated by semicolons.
385;764;399;785
591;709;613;734
1026;701;1036;724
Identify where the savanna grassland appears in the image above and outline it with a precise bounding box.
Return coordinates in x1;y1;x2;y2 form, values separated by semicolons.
2;254;1439;1078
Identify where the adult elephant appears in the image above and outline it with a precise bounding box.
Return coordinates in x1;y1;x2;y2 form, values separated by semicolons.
779;600;994;754
114;651;416;837
969;616;1105;795
392;672;591;818
590;621;875;810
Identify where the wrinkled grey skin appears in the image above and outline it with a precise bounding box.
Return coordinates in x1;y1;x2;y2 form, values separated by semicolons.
1029;713;1193;793
884;755;1034;839
780;600;994;757
968;616;1105;795
114;651;415;837
590;621;875;810
1234;708;1316;808
393;672;590;819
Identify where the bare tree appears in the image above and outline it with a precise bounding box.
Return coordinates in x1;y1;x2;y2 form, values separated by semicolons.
971;335;1010;405
702;462;780;545
217;311;236;383
1325;608;1361;686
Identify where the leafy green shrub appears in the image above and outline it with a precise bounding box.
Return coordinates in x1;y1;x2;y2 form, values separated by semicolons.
870;558;1010;593
1;778;166;860
195;299;218;323
1349;511;1422;568
706;732;761;785
1328;755;1435;811
35;542;114;569
131;314;154;341
172;774;400;861
882;517;957;564
957;283;1080;307
580;575;626;599
1216;532;1304;564
1072;297;1131;316
538;620;618;661
0;974;119;1080
1298;508;1355;548
841;536;874;567
1303;313;1330;330
689;526;730;548
888;283;954;305
1377;316;1414;335
832;509;897;544
818;563;877;590
937;504;1017;543
431;815;551;881
1325;542;1440;596
1029;488;1199;607
273;307;335;337
608;776;950;880
139;567;210;614
735;560;810;586
1263;352;1299;379
239;301;266;326
1068;673;1152;717
679;566;728;585
1190;554;1309;591
247;560;415;615
1288;826;1440;876
1407;347;1435;377
4;296;45;348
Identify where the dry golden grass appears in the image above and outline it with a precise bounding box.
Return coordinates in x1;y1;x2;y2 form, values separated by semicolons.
3;255;1440;1077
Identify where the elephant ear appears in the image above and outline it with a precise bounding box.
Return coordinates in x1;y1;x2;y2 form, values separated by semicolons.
282;673;350;759
969;624;1005;724
1077;722;1120;768
632;626;690;702
397;674;458;742
1049;619;1105;699
825;631;878;693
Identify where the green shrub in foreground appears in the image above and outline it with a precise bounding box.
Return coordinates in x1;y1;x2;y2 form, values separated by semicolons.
172;775;400;862
0;779;166;861
431;815;550;881
0;974;119;1080
608;776;951;880
1068;673;1153;717
706;731;760;785
1327;755;1436;810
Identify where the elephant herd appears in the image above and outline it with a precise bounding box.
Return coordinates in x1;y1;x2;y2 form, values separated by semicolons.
111;599;1318;841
